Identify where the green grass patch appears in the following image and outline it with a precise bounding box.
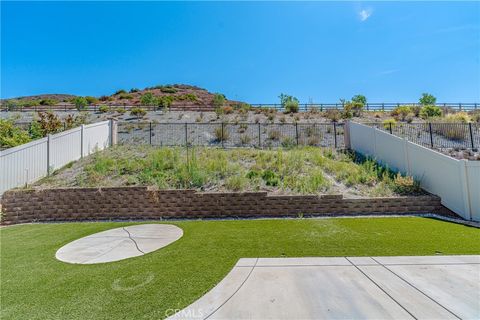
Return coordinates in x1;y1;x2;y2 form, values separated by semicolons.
37;146;420;197
1;217;479;319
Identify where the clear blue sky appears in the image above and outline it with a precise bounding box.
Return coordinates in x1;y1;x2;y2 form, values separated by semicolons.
1;1;479;103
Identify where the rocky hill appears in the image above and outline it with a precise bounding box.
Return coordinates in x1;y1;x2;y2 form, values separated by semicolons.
2;84;243;111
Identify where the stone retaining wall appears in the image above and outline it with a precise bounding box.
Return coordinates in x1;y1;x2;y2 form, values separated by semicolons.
0;187;454;225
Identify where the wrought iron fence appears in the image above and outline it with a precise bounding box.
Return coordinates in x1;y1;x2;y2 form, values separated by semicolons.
366;122;480;150
117;122;345;149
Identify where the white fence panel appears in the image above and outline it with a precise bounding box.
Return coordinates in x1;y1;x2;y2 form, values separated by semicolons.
466;162;480;221
373;129;409;173
1;121;111;195
0;138;48;194
406;143;468;217
50;127;82;170
83;121;110;156
349;121;479;221
350;123;376;156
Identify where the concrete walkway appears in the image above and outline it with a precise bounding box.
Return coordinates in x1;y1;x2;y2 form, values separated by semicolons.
169;255;480;320
56;224;182;264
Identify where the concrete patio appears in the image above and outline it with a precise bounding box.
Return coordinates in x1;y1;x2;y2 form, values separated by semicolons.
169;255;480;319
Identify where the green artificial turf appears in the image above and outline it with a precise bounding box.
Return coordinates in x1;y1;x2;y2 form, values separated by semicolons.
1;217;479;319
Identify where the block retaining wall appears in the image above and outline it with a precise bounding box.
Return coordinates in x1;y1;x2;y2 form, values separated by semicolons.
0;187;456;225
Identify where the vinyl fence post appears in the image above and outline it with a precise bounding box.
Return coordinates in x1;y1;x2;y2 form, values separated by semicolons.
258;123;261;148
428;123;434;148
47;134;51;176
468;123;475;149
344;121;351;150
333;122;337;148
295;122;299;146
458;159;472;220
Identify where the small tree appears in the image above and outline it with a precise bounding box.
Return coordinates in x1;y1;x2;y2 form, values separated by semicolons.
74;96;88;110
351;94;367;106
419;93;436;106
279;93;299;113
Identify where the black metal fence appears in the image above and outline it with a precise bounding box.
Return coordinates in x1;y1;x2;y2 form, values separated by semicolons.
367;122;480;150
118;122;345;149
2;102;479;112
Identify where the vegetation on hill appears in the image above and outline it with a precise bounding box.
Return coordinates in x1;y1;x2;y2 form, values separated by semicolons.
37;145;422;197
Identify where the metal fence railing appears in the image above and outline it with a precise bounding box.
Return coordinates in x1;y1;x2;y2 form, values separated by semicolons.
2;102;479;112
366;122;480;150
117;122;345;149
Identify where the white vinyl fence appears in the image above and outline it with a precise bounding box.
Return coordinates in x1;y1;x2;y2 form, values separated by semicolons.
347;121;480;222
0;121;112;195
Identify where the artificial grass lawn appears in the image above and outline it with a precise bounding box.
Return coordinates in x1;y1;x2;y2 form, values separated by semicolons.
1;217;479;320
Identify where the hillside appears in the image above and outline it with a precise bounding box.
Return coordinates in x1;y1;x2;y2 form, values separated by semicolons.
2;84;243;111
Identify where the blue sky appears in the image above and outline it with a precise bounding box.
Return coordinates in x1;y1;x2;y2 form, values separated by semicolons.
1;1;479;103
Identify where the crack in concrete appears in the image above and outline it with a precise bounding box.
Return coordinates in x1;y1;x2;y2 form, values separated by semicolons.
205;258;259;319
123;227;145;254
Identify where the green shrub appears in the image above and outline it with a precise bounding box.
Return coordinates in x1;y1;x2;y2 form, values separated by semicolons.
0;118;31;148
212;93;226;108
160;86;177;94
324;109;341;122
382;118;397;130
85;96;99;104
391;105;412;121
344;101;364;117
279;94;299;113
74;97;88;111
118;93;133;100
116;108;126;114
20;100;40;107
225;175;248;191
39;98;57;106
445;112;471;123
5;99;20;111
98;105;110;113
419;105;442;119
281;137;296;148
214;126;229;142
130;107;147;119
28;120;43;139
261;170;279;186
158;96;174;109
175;94;197;101
240;134;251;145
411;105;421;117
140;93;156;106
268;129;281;140
114;89;127;95
285;100;299;113
129;88;140;93
391;173;421;195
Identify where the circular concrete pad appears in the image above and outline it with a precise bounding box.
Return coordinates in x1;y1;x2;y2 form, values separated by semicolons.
56;224;183;264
